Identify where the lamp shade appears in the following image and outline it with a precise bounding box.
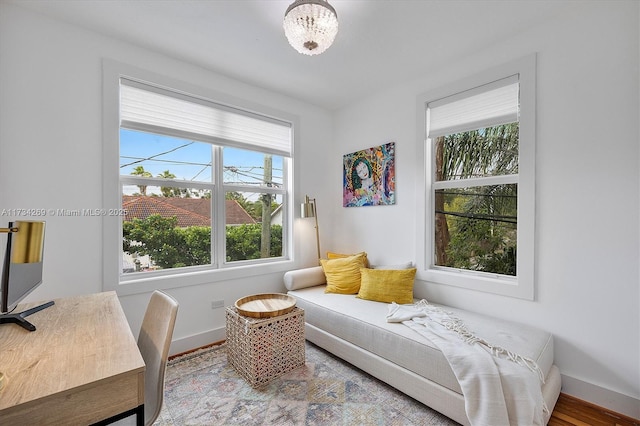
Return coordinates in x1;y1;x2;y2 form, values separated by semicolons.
300;195;321;262
301;196;316;218
283;0;338;56
11;221;45;264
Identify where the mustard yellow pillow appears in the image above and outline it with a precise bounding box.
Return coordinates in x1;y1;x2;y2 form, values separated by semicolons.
326;251;368;267
327;251;364;259
321;253;367;294
357;268;417;304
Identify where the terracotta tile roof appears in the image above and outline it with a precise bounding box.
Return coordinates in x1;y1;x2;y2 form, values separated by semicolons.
224;200;257;225
161;197;211;218
122;196;255;226
122;196;210;227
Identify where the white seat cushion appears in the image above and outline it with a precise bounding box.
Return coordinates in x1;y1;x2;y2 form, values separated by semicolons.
289;285;554;395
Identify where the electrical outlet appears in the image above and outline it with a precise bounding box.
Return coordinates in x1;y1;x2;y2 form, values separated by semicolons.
211;300;224;309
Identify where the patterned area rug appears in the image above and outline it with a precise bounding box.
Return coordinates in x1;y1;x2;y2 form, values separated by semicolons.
155;341;459;425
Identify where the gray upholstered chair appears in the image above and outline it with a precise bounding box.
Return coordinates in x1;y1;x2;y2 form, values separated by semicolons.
138;290;179;426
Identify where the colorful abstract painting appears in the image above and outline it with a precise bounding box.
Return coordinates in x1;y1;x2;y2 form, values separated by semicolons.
343;142;395;207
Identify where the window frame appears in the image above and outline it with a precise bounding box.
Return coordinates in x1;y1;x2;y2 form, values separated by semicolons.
102;60;297;295
416;54;536;299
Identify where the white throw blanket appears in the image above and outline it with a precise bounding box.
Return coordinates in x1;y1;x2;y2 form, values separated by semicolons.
387;300;548;426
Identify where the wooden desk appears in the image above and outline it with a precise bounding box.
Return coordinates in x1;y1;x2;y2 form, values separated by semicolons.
0;292;145;425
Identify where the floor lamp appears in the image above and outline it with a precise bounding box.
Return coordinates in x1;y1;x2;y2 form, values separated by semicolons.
301;195;321;263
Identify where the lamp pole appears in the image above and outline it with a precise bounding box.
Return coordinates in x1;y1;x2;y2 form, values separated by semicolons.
311;197;320;263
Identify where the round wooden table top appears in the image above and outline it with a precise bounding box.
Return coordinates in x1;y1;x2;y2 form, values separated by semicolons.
234;293;296;318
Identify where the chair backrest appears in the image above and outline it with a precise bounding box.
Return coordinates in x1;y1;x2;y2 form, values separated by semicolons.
137;290;179;426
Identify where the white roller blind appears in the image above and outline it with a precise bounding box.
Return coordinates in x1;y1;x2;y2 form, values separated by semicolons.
428;75;519;138
120;79;292;156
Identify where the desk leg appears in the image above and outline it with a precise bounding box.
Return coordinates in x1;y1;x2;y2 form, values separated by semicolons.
89;404;144;425
136;404;145;426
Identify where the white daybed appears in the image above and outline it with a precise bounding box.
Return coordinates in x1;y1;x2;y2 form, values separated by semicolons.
284;266;561;426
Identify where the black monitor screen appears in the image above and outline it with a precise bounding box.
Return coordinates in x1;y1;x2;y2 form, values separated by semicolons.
2;262;44;313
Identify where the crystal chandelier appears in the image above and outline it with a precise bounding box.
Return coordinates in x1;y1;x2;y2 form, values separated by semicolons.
283;0;338;56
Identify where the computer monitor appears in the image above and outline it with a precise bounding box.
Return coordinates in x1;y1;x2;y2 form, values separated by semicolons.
0;221;53;331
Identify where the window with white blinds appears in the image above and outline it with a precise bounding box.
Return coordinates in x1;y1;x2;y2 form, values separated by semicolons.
417;54;536;300
102;61;296;292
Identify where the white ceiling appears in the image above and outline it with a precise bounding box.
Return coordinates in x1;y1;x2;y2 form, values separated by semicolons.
11;0;574;110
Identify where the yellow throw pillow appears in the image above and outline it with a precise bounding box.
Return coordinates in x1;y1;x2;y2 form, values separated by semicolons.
326;251;368;267
357;267;417;304
321;253;368;294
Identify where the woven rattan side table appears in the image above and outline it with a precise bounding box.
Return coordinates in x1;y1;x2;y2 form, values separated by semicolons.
225;306;305;387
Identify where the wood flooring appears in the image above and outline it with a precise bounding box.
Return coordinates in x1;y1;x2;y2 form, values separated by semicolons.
549;393;639;426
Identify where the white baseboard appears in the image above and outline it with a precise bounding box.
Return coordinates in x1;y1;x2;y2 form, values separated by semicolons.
169;326;226;357
561;374;640;420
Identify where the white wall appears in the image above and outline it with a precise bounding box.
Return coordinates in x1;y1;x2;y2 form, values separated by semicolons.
331;2;639;418
0;3;331;353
